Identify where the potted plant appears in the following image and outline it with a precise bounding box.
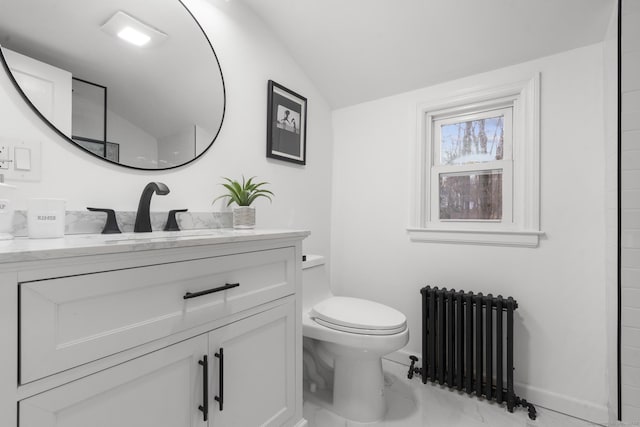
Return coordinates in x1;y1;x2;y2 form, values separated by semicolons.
213;176;274;229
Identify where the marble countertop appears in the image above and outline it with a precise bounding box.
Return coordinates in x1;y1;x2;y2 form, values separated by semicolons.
0;229;310;264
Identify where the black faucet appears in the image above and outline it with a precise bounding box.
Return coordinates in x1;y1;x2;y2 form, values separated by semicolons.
134;182;170;232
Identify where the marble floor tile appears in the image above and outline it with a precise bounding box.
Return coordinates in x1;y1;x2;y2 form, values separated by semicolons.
303;359;602;427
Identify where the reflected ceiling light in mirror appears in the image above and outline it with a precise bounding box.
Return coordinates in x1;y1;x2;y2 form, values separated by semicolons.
101;11;167;48
118;27;151;46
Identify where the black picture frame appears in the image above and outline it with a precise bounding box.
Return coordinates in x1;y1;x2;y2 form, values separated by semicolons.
267;80;307;165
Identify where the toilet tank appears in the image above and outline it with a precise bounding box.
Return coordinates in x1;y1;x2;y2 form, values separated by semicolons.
302;255;332;311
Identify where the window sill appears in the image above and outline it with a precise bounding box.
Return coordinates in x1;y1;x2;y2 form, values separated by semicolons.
407;227;544;247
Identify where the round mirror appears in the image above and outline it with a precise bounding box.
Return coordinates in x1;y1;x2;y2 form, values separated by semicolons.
0;0;225;170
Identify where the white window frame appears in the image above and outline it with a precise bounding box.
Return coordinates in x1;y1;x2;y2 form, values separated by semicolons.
408;74;542;247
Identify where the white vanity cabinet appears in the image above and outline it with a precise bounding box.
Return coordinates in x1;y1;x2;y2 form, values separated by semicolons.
0;230;308;427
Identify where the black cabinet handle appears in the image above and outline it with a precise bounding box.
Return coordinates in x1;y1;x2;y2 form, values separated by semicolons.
198;355;208;421
215;348;224;411
183;283;240;300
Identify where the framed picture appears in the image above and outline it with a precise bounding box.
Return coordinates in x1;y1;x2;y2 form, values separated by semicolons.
267;80;307;165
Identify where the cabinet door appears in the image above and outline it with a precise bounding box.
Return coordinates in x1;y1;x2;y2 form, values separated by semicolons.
209;301;295;427
19;335;209;427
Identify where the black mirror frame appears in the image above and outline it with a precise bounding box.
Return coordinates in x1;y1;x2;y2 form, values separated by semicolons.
0;0;226;171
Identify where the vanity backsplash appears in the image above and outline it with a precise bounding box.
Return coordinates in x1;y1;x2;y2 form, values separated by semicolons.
12;210;233;237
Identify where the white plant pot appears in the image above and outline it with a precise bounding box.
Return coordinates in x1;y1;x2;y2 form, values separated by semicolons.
233;206;256;229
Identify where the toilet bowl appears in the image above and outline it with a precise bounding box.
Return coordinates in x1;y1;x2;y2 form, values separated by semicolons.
302;255;409;423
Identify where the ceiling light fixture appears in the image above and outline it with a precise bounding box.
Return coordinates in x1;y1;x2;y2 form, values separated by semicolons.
117;26;151;47
101;11;167;48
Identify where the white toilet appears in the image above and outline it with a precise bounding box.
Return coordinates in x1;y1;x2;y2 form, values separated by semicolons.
302;255;409;423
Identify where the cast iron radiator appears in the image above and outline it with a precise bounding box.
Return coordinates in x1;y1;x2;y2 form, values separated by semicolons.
407;286;537;420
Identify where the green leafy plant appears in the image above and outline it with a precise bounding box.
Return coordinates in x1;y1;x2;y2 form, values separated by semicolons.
213;176;274;207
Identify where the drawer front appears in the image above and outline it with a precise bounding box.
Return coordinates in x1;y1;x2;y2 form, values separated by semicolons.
20;247;295;383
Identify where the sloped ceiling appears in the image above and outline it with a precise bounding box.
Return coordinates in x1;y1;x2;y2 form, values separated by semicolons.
242;0;616;109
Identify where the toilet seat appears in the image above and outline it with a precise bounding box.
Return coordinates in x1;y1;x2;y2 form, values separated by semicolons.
310;296;407;336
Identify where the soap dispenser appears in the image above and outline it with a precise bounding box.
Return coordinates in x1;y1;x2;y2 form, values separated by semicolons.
0;174;16;240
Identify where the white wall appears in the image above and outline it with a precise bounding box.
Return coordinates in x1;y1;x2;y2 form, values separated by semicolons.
0;0;334;256
158;125;195;169
107;109;158;168
621;0;640;422
195;124;215;157
331;44;610;423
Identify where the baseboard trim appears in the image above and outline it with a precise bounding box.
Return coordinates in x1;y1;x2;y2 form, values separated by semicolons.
384;349;610;424
514;383;609;425
293;417;308;427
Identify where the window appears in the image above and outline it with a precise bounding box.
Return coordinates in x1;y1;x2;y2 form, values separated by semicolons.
409;75;542;247
433;106;512;224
